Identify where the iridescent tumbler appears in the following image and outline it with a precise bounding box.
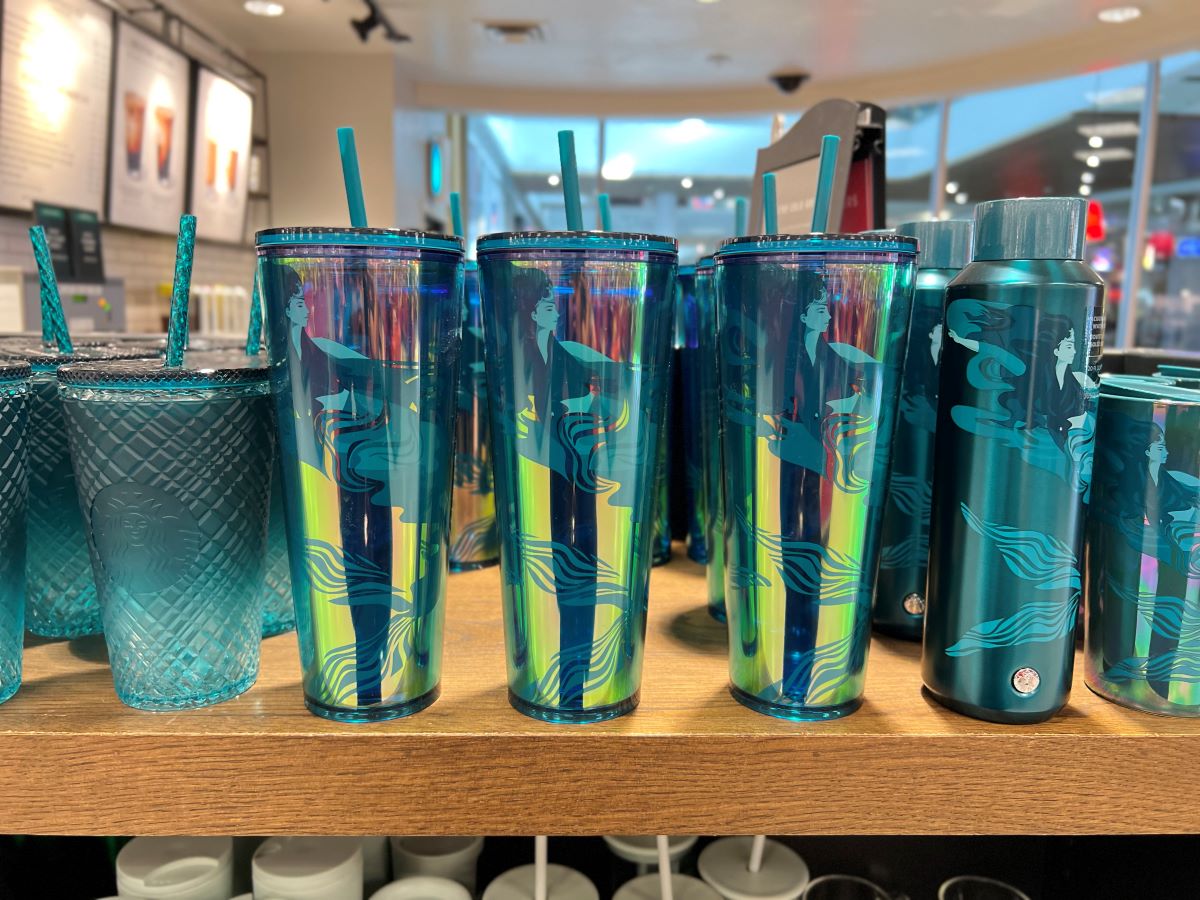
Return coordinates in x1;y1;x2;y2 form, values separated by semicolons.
478;231;677;723
676;265;707;563
717;234;917;719
59;356;275;709
1086;380;1200;716
259;228;464;722
0;362;30;704
696;257;725;621
0;344;156;637
450;262;500;571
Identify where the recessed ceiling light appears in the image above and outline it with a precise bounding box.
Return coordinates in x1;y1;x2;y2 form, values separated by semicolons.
1079;184;1093;196
955;192;968;205
680;177;694;189
945;181;959;194
713;187;726;200
1081;172;1096;184
244;0;285;16
1088;135;1104;149
1097;5;1141;23
1086;155;1101;168
547;174;560;186
601;153;636;181
697;0;722;4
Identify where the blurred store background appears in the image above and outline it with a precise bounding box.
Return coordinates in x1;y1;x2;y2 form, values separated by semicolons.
0;0;1196;344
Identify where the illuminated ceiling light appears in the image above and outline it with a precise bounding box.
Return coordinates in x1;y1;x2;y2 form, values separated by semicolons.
601;153;636;181
938;210;952;221
713;187;726;200
1078;120;1141;139
1079;184;1093;196
673;118;709;142
1088;135;1104;149
1097;5;1141;23
955;192;968;205
1086;155;1101;168
697;0;722;4
1081;171;1095;184
244;0;285;14
680;177;694;189
547;174;560;186
945;181;959;194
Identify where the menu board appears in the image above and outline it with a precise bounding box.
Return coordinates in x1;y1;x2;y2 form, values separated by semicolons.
0;0;113;212
189;69;252;243
772;158;821;235
107;20;190;233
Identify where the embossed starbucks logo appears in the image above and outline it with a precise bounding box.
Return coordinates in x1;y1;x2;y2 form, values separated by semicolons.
91;483;201;593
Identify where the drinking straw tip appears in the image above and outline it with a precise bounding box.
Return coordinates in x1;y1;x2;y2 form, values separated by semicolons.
165;214;197;367
598;193;612;231
762;173;779;235
734;196;748;238
811;133;841;234
657;837;674;900
337;127;368;228
557;131;584;231
450;191;464;239
28;225;73;352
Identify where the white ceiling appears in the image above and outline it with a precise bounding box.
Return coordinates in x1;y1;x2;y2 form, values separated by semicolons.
189;0;1200;112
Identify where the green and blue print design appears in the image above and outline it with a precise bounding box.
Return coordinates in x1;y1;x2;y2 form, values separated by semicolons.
720;257;913;717
694;265;723;620
874;272;947;637
450;265;500;570
677;269;707;562
924;288;1102;720
1086;395;1200;713
261;247;461;719
479;250;675;720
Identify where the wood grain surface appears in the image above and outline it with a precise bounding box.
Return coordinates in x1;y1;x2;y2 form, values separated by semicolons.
1;546;1196;836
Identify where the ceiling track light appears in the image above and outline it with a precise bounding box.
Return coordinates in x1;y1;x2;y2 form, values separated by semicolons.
351;0;411;44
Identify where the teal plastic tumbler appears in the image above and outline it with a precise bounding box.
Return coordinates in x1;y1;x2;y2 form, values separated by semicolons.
59;355;275;709
0;344;156;637
0;362;31;704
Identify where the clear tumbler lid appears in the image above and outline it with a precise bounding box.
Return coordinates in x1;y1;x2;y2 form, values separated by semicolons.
57;353;269;391
0;341;157;373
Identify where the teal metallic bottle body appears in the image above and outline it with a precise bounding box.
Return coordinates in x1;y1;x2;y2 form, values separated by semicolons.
873;266;955;640
923;259;1104;723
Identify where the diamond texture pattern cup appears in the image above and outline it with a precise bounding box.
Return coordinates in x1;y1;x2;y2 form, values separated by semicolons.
0;364;31;704
59;357;275;710
261;454;295;637
0;345;157;638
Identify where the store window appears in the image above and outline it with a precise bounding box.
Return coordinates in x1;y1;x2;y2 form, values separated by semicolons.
601;116;771;262
885;102;942;226
944;62;1149;344
1137;51;1200;350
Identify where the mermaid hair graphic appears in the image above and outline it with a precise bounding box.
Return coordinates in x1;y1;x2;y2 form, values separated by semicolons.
1103;650;1200;685
880;472;932;569
946;299;1098;490
1105;577;1200;643
945;503;1082;656
735;508;865;603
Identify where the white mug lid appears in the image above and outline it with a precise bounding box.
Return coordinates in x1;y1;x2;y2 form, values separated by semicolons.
615;873;723;900
116;837;232;895
253;836;364;891
697;838;809;900
604;837;699;865
482;864;599;900
371;876;475;900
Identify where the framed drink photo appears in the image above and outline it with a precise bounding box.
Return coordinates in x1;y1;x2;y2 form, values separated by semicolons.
107;19;190;233
188;67;253;244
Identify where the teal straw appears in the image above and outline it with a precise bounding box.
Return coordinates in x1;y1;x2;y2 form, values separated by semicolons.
450;191;464;238
165;215;196;368
598;193;612;231
734;197;748;237
762;173;778;234
811;133;841;233
28;226;73;353
557;130;583;231
246;277;263;356
337;126;368;228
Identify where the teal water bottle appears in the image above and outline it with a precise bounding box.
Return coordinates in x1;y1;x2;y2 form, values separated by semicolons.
922;198;1105;724
874;219;973;640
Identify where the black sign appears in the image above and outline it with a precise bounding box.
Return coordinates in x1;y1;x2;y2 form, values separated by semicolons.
67;208;106;284
32;202;73;281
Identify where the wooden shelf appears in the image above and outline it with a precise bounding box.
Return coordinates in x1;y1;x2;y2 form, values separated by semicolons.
3;545;1199;836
